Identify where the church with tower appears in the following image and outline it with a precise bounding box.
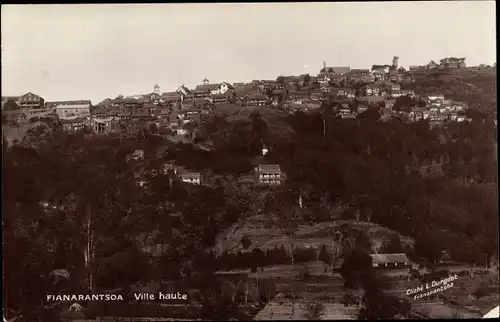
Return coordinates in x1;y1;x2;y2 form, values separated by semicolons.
153;84;160;95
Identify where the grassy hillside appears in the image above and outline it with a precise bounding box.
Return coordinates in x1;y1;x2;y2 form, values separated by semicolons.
215;214;414;256
2;120;47;145
408;68;497;111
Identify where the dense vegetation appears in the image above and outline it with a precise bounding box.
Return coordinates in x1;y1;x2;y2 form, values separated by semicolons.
3;98;497;320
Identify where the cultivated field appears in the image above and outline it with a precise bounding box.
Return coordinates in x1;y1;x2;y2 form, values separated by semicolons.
215;214;414;256
254;293;358;320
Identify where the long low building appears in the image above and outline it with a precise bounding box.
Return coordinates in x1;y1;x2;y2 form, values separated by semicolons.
370;253;410;269
56;102;91;120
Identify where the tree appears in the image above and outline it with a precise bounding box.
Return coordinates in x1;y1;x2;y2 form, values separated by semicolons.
302;74;311;87
469;280;490;299
383;236;404;254
372;238;387;254
276;76;285;85
241;235;252;249
319;243;342;272
414;230;445;264
340;248;373;289
290;282;306;317
258;280;276;305
393;95;417;111
200;278;241;320
237;279;256;305
342;288;365;308
360;107;381;121
303;301;325;320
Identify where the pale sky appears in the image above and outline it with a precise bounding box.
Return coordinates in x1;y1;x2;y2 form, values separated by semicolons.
1;2;496;104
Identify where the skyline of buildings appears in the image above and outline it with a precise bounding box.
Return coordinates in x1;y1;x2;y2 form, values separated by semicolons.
2;2;496;103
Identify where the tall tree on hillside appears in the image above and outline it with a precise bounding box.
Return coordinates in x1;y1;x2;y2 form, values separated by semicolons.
249;111;268;155
303;301;325;320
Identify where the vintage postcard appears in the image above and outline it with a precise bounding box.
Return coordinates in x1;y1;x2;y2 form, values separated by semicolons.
2;2;498;321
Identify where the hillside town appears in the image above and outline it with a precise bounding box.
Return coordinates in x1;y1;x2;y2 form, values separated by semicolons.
3;54;499;322
3;56;495;133
4;56;495;189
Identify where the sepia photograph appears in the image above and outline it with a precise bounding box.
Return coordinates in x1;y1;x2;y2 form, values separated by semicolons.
2;1;498;321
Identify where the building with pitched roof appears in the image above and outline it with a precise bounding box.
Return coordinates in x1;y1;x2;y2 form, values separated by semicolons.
19;92;45;109
194;80;234;96
255;164;282;185
370;253;410;269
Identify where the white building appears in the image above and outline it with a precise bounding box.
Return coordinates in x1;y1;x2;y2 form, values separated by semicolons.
56;103;91;120
179;172;201;185
255;164;282;185
427;93;445;102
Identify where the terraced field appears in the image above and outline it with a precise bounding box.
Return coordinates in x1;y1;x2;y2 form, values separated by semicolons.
215;214;414;256
254;293;358;320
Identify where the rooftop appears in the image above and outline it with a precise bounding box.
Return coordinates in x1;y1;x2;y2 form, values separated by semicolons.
257;164;281;173
370;253;409;265
320;66;351;75
56;103;91;109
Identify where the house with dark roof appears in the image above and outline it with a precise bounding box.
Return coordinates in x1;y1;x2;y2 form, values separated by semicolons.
61;117;87;132
161;92;182;106
90;105;107;118
255;164;282;185
320;65;351;75
19;92;45;109
176;85;191;97
210;94;228;105
132;109;151;120
118;110;132;120
389;70;404;83
427;60;439;70
317;65;351;85
106;106;121;118
192;88;211;100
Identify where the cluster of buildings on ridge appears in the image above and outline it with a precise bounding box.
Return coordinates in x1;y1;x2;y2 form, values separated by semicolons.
2;55;489;134
2;56;495;188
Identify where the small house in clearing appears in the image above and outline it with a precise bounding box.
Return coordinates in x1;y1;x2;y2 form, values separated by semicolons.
370;253;410;269
255;164;282;185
